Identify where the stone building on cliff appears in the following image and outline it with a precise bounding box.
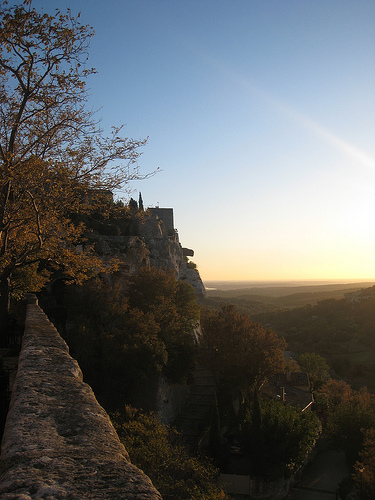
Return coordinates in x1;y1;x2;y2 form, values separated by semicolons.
89;201;205;300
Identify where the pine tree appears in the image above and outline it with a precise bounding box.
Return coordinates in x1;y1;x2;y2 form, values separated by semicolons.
139;192;144;211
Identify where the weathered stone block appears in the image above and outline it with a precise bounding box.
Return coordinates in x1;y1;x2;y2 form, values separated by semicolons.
0;299;162;499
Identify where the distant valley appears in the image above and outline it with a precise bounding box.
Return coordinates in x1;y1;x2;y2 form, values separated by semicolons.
203;281;375;314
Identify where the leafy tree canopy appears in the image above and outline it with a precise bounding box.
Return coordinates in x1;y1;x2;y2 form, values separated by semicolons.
239;399;321;479
0;0;156;343
128;267;200;381
201;305;286;397
321;385;375;465
298;352;330;391
57;267;200;410
353;428;375;500
253;288;375;388
112;406;228;500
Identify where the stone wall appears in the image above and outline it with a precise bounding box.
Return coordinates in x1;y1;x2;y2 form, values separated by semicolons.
148;208;174;234
0;296;162;499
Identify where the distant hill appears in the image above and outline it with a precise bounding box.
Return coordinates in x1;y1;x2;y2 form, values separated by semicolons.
203;282;375;315
251;285;375;391
204;283;375;390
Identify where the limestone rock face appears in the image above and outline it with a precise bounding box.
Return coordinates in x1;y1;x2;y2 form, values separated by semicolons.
88;212;206;299
178;264;206;298
0;301;162;499
85;212;206;426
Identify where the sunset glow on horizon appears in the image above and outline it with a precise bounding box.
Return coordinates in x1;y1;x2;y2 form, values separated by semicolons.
32;0;375;283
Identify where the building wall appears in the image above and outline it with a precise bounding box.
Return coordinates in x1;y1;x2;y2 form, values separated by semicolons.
148;208;174;234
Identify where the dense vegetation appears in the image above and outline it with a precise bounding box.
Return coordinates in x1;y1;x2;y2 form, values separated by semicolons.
199;305;321;480
239;398;320;479
43;267;199;411
41;275;323;491
112;407;227;500
316;380;375;499
33;271;375;497
208;284;375;496
201;305;286;399
253;286;375;390
40;266;231;498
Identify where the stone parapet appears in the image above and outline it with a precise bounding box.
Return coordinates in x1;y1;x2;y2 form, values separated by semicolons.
0;297;162;499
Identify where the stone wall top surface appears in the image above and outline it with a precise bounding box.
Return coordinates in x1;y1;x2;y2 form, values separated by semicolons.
0;300;162;499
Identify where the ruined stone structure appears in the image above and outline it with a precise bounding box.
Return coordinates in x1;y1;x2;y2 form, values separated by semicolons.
0;296;162;499
148;208;174;234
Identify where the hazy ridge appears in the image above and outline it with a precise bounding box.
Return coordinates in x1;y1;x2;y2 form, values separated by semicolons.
203;281;375;313
204;279;375;292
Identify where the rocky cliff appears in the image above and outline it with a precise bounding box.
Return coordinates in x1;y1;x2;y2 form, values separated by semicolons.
88;209;206;299
80;208;206;424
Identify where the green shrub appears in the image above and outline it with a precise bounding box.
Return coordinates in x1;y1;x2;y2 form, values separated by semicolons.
239;400;321;478
113;407;228;500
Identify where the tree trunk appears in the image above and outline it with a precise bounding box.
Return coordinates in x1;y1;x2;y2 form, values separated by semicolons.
0;276;10;347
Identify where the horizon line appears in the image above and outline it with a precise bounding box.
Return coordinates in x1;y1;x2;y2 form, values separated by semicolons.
203;278;375;283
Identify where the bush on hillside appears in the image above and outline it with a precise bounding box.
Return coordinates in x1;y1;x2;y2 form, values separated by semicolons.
112;407;228;500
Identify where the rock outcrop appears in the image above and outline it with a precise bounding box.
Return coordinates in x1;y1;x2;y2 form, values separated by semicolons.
89;210;206;299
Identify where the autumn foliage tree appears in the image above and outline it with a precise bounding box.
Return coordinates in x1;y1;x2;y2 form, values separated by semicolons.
59;268;200;410
353;428;375;499
201;305;286;400
0;1;154;343
125;267;200;381
321;384;375;465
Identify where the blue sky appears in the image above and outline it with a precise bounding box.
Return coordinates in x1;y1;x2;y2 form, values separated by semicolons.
32;0;375;281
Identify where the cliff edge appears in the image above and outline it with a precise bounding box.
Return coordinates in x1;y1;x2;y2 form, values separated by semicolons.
89;208;206;299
